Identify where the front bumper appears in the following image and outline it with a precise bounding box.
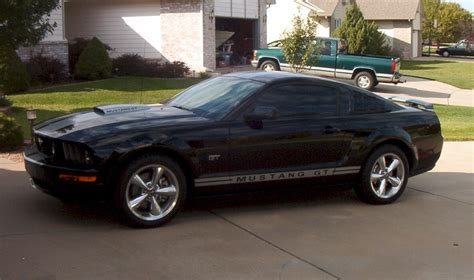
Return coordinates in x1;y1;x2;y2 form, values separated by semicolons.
24;147;106;199
251;60;258;68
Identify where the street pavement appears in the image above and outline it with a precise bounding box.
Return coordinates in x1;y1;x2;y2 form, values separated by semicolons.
0;142;472;280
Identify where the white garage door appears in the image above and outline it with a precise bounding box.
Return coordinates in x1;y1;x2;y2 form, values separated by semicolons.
215;0;259;19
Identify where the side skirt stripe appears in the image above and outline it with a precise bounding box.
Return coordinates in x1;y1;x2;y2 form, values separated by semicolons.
195;166;361;187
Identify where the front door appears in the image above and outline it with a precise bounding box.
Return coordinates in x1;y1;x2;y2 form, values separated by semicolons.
227;82;352;184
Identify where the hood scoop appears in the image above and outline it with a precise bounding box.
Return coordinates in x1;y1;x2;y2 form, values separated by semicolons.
94;104;150;115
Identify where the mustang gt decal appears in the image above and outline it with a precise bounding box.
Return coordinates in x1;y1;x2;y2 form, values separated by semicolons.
194;166;361;187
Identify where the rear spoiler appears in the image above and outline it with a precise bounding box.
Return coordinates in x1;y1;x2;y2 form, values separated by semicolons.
386;96;434;110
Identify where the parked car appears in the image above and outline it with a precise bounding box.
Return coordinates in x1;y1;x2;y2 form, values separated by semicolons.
436;40;473;57
252;37;402;90
24;72;443;227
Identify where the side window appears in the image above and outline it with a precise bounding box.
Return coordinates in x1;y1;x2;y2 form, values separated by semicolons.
253;84;339;117
318;39;337;55
351;90;395;114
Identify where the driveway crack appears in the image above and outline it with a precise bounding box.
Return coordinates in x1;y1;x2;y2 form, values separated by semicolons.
408;187;473;206
208;209;340;280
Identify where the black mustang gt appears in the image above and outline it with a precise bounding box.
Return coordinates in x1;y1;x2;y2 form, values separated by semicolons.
25;72;443;227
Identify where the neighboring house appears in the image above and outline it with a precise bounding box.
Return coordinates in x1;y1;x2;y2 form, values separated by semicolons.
17;0;270;71
266;0;423;59
357;0;423;58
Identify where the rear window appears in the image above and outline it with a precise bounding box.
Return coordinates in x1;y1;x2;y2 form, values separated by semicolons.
351;90;400;114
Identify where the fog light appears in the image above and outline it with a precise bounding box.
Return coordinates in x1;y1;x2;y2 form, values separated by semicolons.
59;174;97;183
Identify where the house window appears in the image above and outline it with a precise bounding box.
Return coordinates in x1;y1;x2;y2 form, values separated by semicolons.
335;19;342;29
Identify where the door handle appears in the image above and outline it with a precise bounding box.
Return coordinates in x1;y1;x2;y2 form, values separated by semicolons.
324;126;341;134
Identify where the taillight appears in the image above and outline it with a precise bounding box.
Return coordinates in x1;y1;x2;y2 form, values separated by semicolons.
391;60;397;73
252;50;257;61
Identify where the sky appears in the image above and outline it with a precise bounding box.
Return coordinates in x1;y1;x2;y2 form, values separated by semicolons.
445;0;474;13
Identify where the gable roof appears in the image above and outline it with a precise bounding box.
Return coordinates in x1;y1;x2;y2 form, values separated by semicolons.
307;0;340;17
356;0;421;20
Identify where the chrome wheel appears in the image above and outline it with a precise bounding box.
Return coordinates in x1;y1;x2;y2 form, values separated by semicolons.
370;153;405;199
262;63;275;71
357;76;371;89
442;51;450;57
126;164;179;221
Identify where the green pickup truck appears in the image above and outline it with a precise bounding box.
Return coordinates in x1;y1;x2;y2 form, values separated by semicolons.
251;37;402;90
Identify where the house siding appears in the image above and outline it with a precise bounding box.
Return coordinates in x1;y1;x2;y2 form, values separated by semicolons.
65;1;163;59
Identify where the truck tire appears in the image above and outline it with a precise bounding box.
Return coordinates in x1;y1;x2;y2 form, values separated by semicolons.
260;60;279;71
355;71;376;90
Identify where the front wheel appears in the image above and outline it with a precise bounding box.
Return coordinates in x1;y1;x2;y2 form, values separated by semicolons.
354;145;409;204
442;51;450;57
355;71;376;90
260;60;279;72
114;154;187;227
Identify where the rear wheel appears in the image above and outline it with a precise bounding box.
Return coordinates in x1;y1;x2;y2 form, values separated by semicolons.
442;51;450;57
355;145;409;204
114;154;187;227
260;60;279;72
355;71;376;90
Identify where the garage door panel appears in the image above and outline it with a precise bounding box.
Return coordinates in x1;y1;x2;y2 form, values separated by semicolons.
215;0;259;19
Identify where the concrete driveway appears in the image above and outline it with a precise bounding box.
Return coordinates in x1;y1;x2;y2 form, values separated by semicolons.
0;142;472;280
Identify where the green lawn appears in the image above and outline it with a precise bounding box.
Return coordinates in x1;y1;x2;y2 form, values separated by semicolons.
5;77;473;141
6;77;202;138
435;105;474;141
401;60;474;89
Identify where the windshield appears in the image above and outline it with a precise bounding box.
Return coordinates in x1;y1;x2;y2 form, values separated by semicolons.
166;76;264;120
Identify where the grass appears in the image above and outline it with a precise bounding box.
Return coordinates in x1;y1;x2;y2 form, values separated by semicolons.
434;105;474;141
401;60;474;89
6;77;202;138
5;77;473;141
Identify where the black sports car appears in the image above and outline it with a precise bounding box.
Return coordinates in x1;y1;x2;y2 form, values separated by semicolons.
25;72;443;227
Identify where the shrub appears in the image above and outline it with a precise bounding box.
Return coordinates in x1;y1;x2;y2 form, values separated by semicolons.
74;37;112;80
156;61;190;78
0;113;24;152
198;71;212;79
27;54;67;83
69;37;112;73
112;54;156;76
0;47;30;94
0;95;12;107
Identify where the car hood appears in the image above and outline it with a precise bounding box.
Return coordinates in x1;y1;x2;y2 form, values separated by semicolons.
34;104;209;142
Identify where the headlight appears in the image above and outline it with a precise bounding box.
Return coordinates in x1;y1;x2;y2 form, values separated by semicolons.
62;142;94;165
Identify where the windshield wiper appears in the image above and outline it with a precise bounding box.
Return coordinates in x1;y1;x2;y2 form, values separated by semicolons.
171;105;193;112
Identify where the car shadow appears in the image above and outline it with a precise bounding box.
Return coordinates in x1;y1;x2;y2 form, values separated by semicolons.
2;168;471;230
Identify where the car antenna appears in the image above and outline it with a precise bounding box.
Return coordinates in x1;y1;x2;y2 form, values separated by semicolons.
140;41;146;104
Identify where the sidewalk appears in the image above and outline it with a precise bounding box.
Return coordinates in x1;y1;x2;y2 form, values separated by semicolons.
373;76;473;107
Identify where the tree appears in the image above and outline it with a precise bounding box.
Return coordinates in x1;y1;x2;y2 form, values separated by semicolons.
334;4;391;56
280;10;319;73
435;2;472;43
422;0;441;44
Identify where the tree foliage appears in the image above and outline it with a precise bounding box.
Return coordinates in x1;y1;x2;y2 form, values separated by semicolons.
0;47;30;94
423;0;472;43
74;37;113;80
334;4;391;56
0;0;60;49
280;10;319;73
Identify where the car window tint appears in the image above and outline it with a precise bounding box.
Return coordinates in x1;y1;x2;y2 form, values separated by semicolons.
255;84;338;117
351;90;395;114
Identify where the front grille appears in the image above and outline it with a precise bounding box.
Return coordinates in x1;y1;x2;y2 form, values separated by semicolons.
35;134;57;158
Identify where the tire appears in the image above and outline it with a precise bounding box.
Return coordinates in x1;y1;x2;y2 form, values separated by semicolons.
355;71;376;90
354;145;409;205
442;51;450;57
260;60;279;71
114;154;187;227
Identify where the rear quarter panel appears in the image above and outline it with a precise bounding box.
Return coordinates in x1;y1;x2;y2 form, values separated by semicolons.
336;54;393;75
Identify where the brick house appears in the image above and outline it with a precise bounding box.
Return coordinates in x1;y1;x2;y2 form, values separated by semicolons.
18;0;270;71
267;0;423;59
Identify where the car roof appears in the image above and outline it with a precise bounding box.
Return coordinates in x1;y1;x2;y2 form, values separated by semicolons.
223;71;350;87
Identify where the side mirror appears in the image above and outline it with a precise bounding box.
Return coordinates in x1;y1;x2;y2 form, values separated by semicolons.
244;106;279;122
